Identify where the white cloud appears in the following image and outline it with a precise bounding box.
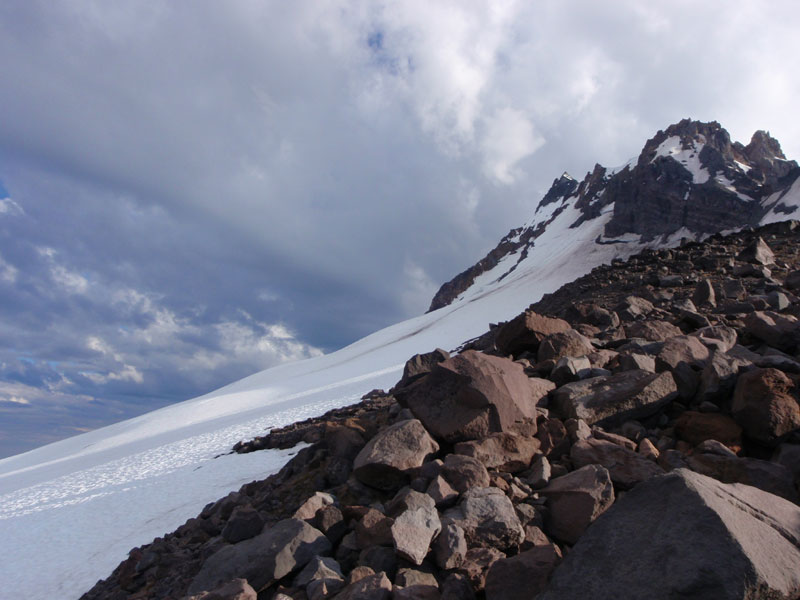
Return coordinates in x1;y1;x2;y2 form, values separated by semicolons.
0;253;17;284
481;107;544;184
0;197;24;216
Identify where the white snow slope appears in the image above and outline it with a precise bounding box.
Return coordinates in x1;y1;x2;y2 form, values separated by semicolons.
2;189;800;599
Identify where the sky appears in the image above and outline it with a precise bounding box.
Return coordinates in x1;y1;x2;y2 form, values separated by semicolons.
0;0;799;458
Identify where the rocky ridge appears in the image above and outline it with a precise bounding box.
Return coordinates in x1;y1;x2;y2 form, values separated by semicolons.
429;119;800;311
82;220;800;600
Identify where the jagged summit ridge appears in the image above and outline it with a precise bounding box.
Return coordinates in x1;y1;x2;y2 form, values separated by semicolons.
428;119;800;312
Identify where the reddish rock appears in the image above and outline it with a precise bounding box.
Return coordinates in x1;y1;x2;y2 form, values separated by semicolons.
674;411;743;450
440;454;490;493
536;418;571;459
551;369;677;427
539;464;614;544
571;438;664;490
686;453;798;502
737;236;775;265
443;487;524;550
731;368;800;446
397;348;450;389
333;572;392;600
433;517;467;570
454;432;540;473
625;320;682;341
537;330;595;362
459;548;506;591
655;335;710;371
691;325;738;353
615;296;655;322
743;311;800;352
355;509;394;548
495;311;571;356
353;419;439;490
395;351;540;443
221;506;265;543
484;545;561;600
184;578;257;600
427;475;459;508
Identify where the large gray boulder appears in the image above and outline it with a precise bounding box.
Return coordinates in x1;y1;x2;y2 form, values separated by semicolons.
551;369;677;427
538;464;614;544
188;518;331;594
395;350;542;443
353;419;439;490
443;487;524;551
538;470;800;600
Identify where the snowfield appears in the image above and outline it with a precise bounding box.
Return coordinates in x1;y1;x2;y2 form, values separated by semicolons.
2;186;799;598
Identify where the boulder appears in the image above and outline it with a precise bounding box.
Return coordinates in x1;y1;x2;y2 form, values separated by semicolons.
743;311;800;352
570;438;663;490
624;320;682;342
183;578;257;600
484;545;561;600
433;517;467;570
397;348;450;388
731;368;800;446
692;278;716;307
737;236;775;265
293;492;336;522
453;432;540;473
426;475;459;508
332;572;392;600
440;454;490;493
686;452;798;502
188;518;331;594
655;335;710;371
354;509;394;548
440;573;476;600
353;419;439;490
694;351;747;404
565;303;620;329
536;418;571;459
674;411;743;450
458;548;506;591
294;556;344;588
221;506;265;544
615;296;655;322
537;470;800;600
538;464;614;544
443;487;524;550
616;352;656;373
785;270;800;291
690;324;738;353
395;351;541;443
551;369;677;427
390;503;442;565
537;330;595;362
550;355;593;386
495;310;571;356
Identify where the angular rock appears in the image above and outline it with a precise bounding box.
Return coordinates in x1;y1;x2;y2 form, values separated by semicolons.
443;487;524;550
332;572;392;600
550;355;593;386
354;509;394;548
571;438;663;490
294;556;344;588
538;469;800;600
539;464;614;544
655;335;710;371
426;475;458;508
565;303;620;329
440;573;476;600
551;369;677;427
391;503;442;565
521;454;551;489
694;350;747;404
459;548;505;591
293;492;336;522
484;545;561;600
535;418;571;459
690;324;738;353
222;506;265;544
687;452;798;502
397;349;450;389
674;411;743;449
537;330;595;362
625;320;682;342
615;296;655;322
453;432;539;473
353;419;439;490
738;236;775;265
743;311;800;352
433;517;467;570
495;310;571;356
188;518;331;594
395;351;540;443
732;367;800;446
440;453;490;493
692;278;716;307
785;270;800;291
616;352;656;373
357;547;396;581
184;578;257;600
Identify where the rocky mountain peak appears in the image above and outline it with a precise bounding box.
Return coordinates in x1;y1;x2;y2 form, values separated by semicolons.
428;120;800;313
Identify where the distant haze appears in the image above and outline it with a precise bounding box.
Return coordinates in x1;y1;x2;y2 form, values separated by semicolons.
0;0;799;457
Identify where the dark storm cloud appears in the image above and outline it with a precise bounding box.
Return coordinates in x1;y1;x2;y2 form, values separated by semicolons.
0;0;798;456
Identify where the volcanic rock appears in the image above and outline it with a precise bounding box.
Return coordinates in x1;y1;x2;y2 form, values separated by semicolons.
731;367;800;446
537;469;800;600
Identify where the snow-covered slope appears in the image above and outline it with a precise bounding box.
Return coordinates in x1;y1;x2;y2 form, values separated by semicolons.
1;119;799;599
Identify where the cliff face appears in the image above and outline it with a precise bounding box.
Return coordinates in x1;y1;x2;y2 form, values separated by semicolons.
429;119;800;312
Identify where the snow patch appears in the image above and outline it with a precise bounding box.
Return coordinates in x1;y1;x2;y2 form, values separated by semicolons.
653;135;710;184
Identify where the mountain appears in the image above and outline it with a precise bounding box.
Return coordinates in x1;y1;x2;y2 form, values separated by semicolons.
1;120;798;599
429;119;800;311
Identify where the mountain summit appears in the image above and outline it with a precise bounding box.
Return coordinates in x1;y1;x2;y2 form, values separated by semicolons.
429;119;800;311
